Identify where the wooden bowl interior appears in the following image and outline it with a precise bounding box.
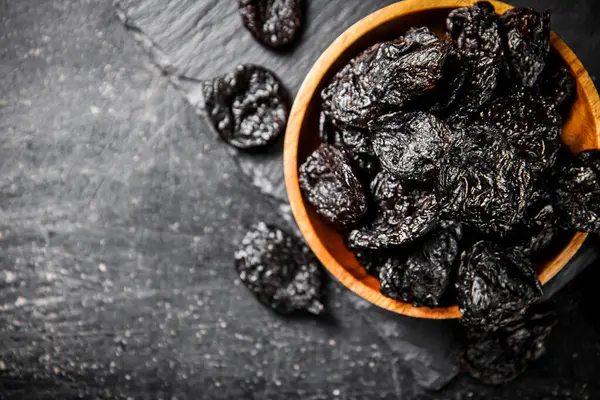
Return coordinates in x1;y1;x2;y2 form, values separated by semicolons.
290;2;598;318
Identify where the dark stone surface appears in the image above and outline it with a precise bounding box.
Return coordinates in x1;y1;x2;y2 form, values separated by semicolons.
0;0;598;399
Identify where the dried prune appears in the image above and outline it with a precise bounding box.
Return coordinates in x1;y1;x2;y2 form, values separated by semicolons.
446;2;504;115
322;36;453;128
456;241;543;330
517;202;556;257
554;149;600;232
404;26;440;46
437;124;534;234
348;172;440;249
370;111;454;182
536;51;576;116
362;38;453;108
234;223;324;315
481;89;561;173
379;222;463;307
238;0;302;49
352;249;390;277
462;304;556;384
500;7;551;87
319;111;342;147
420;46;468;114
299;144;368;230
203;64;289;149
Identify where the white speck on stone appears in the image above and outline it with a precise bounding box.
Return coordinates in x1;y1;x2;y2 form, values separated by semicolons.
125;374;131;381
5;271;15;283
293;364;300;371
214;381;221;388
0;361;6;370
0;232;4;240
274;379;282;386
328;339;336;346
90;106;101;115
98;263;107;272
53;366;61;374
333;389;341;396
15;297;27;306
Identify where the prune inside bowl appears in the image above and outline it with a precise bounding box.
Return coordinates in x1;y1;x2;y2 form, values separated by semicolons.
283;0;600;319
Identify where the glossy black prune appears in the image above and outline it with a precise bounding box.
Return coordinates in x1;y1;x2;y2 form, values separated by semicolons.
234;223;324;315
481;89;562;173
462;304;556;384
438;124;534;234
379;222;463;307
456;241;543;330
348;172;440;249
238;0;302;49
446;2;504;115
554;149;600;232
500;7;551;87
404;26;439;46
322;36;453;128
299;144;368;230
352;249;391;278
203;64;289;149
369;111;453;182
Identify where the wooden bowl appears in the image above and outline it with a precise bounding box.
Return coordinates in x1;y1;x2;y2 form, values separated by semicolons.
284;0;600;319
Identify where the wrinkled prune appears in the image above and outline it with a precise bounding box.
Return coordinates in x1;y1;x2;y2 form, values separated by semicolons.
322;36;452;128
370;111;453;182
500;7;551;87
404;26;439;46
536;51;577;116
234;223;324;315
438;125;534;234
299;144;368;230
379;222;462;307
517;201;556;257
446;2;504;115
238;0;302;49
362;38;453;108
203;64;289;149
482;89;561;173
554;149;600;232
456;241;543;330
348;172;440;249
352;249;390;278
462;304;556;384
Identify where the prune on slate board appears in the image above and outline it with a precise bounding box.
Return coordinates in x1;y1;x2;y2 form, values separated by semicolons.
238;0;302;49
462;304;556;384
500;7;551;87
446;1;504;119
554;149;600;232
299;144;368;231
438;124;534;235
234;223;324;315
456;241;543;330
379;222;463;307
348;172;440;249
481;88;562;173
202;64;289;149
369;111;453;183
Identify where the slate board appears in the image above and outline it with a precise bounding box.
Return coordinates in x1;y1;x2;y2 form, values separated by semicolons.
0;0;599;399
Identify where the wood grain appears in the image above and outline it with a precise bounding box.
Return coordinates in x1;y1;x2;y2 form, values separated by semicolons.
284;0;600;319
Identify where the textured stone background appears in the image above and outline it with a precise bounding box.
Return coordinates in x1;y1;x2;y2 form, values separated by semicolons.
0;0;599;399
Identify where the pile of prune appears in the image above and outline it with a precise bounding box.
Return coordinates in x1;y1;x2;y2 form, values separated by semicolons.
300;2;594;344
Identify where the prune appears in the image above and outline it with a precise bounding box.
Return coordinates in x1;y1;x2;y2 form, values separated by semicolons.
420;46;468;114
554;149;600;232
362;38;453;108
517;202;556;257
234;223;324;315
348;172;440;249
202;64;289;149
481;89;561;173
238;0;302;49
299;144;368;230
379;222;462;307
536;52;577;116
322;36;453;128
352;249;390;277
369;111;453;182
321;42;385;128
456;241;543;330
462;304;556;384
446;2;504;115
500;7;551;87
438;125;535;234
319;111;342;147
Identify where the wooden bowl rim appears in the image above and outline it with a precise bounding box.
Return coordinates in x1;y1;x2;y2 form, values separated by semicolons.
284;0;600;319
